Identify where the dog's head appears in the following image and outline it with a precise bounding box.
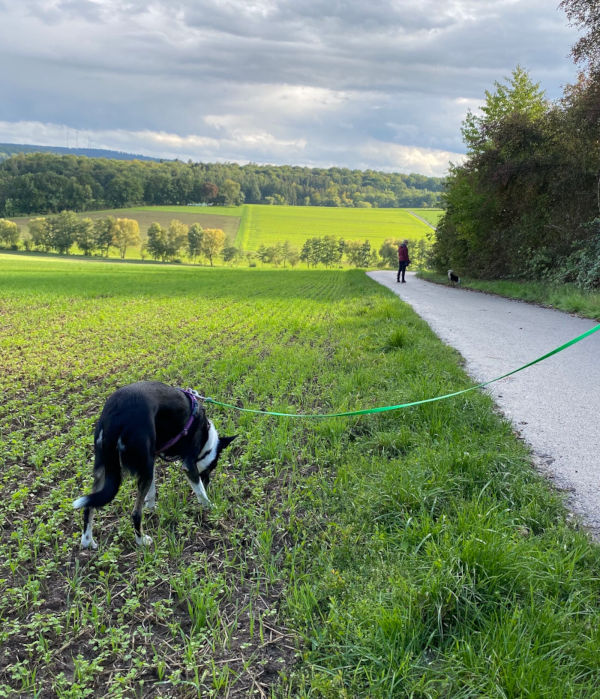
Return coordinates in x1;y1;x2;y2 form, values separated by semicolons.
196;421;236;486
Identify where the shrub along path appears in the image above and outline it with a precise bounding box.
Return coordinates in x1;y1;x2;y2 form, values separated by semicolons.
369;269;600;535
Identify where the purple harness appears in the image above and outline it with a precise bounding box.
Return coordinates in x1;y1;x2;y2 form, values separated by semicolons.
156;389;200;456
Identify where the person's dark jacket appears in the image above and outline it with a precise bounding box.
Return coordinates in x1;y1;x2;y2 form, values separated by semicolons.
398;244;410;263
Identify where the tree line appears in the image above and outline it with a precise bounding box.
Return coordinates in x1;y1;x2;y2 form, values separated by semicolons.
433;0;600;289
0;213;430;270
0;152;443;217
2;212;227;266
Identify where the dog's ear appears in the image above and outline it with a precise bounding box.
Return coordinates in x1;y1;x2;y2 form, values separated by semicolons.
218;435;237;452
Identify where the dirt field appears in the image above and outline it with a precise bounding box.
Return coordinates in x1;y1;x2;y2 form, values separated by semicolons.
11;208;241;242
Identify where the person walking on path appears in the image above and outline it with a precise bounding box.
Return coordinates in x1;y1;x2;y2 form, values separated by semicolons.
397;239;410;283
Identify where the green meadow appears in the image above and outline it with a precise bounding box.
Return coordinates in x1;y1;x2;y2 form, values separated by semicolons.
1;254;599;697
234;205;433;251
10;204;438;256
90;205;438;251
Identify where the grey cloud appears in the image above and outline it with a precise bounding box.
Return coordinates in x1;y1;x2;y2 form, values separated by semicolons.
0;0;582;174
172;0;577;103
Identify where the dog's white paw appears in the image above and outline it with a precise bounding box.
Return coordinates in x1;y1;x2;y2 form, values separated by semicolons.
80;534;98;550
189;479;212;508
144;498;156;511
135;534;153;547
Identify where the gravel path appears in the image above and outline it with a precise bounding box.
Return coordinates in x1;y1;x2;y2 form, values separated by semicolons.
368;270;600;535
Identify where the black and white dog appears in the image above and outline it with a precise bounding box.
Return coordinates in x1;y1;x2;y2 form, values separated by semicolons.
73;381;236;549
447;269;461;285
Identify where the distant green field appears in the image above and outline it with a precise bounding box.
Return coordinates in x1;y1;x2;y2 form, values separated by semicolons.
235;205;436;251
9;204;441;259
131;204;439;251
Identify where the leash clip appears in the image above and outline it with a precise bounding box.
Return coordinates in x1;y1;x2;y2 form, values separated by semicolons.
186;388;209;407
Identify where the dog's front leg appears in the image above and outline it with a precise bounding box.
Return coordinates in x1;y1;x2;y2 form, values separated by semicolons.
185;469;211;508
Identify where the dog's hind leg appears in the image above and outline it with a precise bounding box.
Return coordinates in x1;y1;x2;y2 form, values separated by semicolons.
132;477;154;546
117;433;155;546
80;453;105;549
144;475;156;511
81;506;97;549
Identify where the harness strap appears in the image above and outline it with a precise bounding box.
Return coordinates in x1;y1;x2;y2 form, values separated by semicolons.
156;389;200;455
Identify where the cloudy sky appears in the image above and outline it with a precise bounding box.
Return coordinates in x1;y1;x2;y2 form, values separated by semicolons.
0;0;581;176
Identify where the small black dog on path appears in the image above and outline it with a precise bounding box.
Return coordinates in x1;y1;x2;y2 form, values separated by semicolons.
73;381;236;549
447;269;461;285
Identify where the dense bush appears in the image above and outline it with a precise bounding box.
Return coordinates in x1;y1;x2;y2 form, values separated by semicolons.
432;67;600;288
553;221;600;289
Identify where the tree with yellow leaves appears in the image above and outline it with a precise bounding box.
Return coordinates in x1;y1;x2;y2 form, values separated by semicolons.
113;218;141;259
200;228;226;266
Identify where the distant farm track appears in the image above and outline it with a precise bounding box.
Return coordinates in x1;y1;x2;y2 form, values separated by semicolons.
407;208;442;229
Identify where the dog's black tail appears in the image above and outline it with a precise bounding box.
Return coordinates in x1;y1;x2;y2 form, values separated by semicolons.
73;471;121;510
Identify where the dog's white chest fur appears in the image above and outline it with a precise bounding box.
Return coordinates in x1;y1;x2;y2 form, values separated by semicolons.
196;420;218;472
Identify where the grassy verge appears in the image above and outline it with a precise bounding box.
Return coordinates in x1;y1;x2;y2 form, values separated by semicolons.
419;270;600;321
1;256;599;696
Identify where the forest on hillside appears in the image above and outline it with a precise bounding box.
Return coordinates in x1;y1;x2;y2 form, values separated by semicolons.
0;143;159;163
0;152;443;216
432;0;600;290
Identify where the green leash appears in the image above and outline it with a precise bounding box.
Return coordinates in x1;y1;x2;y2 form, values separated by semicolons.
202;324;600;419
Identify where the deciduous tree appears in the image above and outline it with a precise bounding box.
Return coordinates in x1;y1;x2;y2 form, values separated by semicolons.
222;245;241;263
218;179;244;206
113;218;140;259
165;219;188;261
433;67;556;278
146;222;168;261
28;217;49;251
320;235;343;268
200;228;226;266
187;223;203;262
75;217;95;255
560;0;600;71
93;216;117;257
461;66;546;157
46;210;80;254
0;218;19;247
344;240;373;267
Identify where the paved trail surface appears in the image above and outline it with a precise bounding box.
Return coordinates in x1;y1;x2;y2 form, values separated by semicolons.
368;271;600;535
